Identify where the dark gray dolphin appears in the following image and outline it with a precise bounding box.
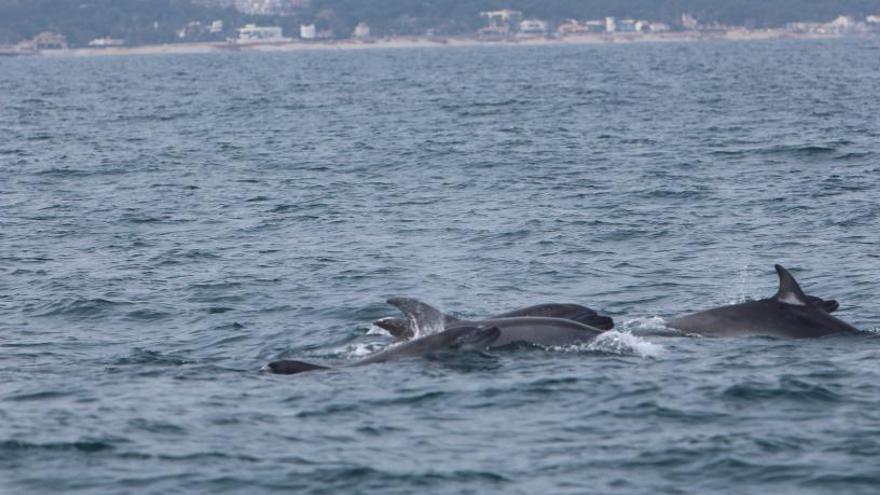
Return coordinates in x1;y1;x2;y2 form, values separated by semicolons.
267;325;500;375
388;298;604;348
375;301;613;340
667;264;858;338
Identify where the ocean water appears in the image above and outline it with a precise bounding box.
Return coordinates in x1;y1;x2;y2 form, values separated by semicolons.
1;38;880;494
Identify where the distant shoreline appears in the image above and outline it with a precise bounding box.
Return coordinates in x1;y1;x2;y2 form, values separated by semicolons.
23;30;852;57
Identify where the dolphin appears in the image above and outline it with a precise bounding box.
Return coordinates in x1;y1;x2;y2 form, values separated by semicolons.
666;264;858;338
266;325;500;375
388;298;604;348
374;301;614;340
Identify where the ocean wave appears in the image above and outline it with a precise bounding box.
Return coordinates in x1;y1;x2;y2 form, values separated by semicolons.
30;297;133;319
721;377;841;403
285;466;510;490
110;349;194;366
4;390;72;402
0;439;114;454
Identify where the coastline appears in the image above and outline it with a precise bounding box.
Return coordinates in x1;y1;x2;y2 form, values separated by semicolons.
27;30;849;58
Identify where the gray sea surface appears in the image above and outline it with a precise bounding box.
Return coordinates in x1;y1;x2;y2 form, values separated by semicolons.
1;39;880;494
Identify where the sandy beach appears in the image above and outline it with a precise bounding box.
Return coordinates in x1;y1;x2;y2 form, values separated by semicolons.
30;29;846;57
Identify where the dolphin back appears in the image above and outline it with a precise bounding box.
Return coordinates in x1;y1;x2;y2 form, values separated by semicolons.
377;300;614;340
267;360;330;375
668;264;858;338
494;303;614;330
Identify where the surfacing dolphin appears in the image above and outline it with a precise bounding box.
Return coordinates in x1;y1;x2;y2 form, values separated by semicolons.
266;325;500;375
374;301;614;340
388;298;605;348
667;264;858;338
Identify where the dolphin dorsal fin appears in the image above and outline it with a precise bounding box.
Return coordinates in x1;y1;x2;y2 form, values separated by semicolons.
386;297;447;337
774;264;809;306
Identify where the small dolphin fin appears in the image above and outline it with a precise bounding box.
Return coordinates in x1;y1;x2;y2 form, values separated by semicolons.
373;317;413;339
805;296;839;313
818;299;839;313
774;264;809;306
267;360;329;375
387;297;447;335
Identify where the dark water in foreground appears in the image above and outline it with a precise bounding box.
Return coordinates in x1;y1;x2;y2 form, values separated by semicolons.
2;39;880;494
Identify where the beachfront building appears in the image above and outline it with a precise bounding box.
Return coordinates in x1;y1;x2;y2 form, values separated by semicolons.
353;22;371;39
617;19;639;32
828;16;856;33
786;21;826;34
236;24;284;43
300;24;316;39
32;32;67;50
605;17;616;33
518;19;547;36
177;22;205;39
641;22;670;33
786;16;870;35
557;20;587;35
479;9;523;36
88;37;124;47
585;20;606;32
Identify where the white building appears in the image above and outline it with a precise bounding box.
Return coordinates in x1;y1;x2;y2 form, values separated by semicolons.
585;20;606;32
353;22;371;39
519;19;547;35
557;19;586;35
643;22;670;33
605;17;616;33
480;9;523;35
828;15;855;32
300;24;316;39
88;37;124;47
177;21;204;39
617;19;638;32
236;24;284;43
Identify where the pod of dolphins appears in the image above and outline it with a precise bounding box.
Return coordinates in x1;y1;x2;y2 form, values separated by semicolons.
267;265;864;375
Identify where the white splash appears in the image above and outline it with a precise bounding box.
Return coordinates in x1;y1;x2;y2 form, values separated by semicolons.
546;330;664;358
366;324;391;336
588;330;665;358
339;341;388;358
620;316;670;334
731;262;753;303
408;312;444;339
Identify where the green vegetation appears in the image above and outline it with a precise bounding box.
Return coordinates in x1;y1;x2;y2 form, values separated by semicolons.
2;0;880;46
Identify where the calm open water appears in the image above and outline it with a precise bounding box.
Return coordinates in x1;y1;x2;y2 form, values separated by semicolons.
2;39;880;494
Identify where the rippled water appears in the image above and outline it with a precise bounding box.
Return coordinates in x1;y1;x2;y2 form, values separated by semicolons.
2;39;880;494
